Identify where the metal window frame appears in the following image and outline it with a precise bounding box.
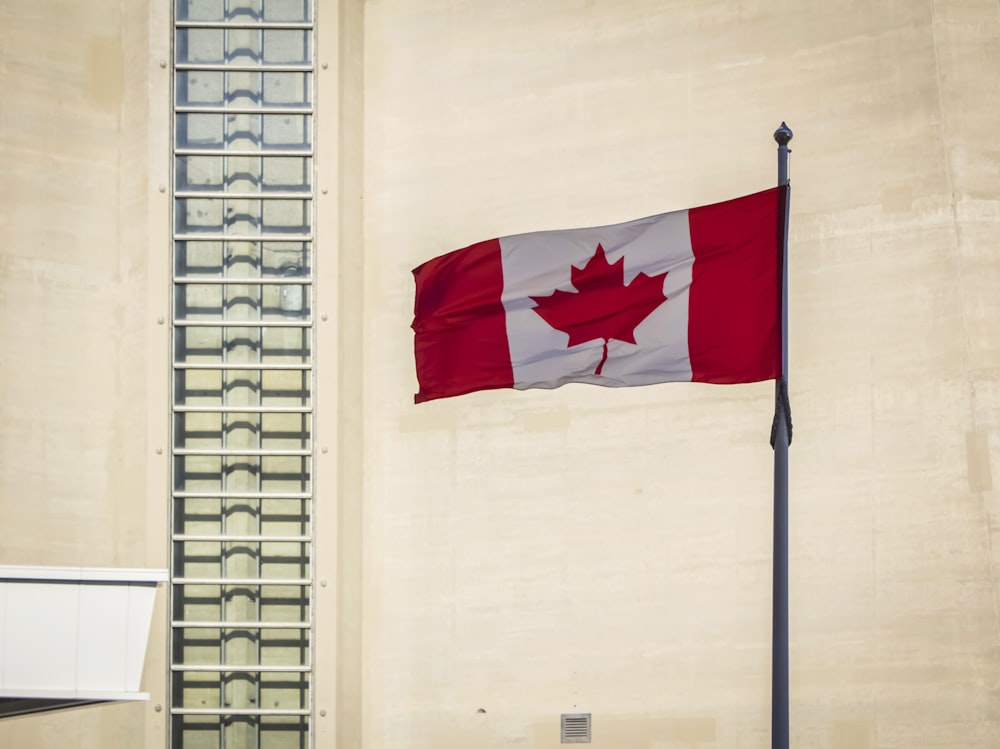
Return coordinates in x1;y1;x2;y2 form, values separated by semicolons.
175;21;315;30
172;621;311;629
168;1;317;745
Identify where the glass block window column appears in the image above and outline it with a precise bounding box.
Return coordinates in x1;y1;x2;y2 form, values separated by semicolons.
170;1;315;747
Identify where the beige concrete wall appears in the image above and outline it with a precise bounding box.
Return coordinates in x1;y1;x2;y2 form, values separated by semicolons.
1;0;998;747
0;0;168;744
0;0;164;570
314;0;367;745
363;1;1000;748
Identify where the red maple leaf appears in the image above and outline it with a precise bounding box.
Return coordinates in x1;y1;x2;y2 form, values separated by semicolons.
530;244;668;375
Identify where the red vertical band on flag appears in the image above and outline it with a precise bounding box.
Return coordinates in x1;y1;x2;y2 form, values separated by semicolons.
412;238;513;403
687;187;783;384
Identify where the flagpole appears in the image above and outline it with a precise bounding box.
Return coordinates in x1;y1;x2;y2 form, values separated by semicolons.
771;121;793;749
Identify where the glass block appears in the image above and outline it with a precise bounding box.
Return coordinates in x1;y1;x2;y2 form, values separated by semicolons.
262;0;311;22
171;715;310;749
173;282;312;322
176;114;311;151
176;71;311;108
173;412;312;451
175;241;312;279
173;498;311;538
176;156;312;193
175;0;225;22
176;27;224;63
173;455;312;493
177;0;310;23
174;325;311;365
173;627;223;667
175;197;311;237
173;626;310;668
263;30;311;64
258;671;309;710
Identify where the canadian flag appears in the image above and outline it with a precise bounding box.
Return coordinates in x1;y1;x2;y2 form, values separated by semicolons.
412;186;785;403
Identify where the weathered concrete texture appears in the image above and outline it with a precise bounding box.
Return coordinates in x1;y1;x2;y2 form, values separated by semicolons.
1;0;999;747
0;0;153;569
0;0;159;744
363;1;1000;748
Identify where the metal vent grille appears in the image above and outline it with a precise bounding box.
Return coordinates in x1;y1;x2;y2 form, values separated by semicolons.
561;713;591;743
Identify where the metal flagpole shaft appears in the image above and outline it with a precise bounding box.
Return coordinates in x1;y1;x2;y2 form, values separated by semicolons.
772;121;793;749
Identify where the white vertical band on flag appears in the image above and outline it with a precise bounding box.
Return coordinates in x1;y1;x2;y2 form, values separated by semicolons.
499;209;695;391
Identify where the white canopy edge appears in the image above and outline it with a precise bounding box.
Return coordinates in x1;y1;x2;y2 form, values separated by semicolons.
0;566;167;719
0;566;168;584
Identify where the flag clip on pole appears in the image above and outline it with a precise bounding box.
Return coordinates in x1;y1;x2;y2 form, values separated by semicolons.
771;121;792;749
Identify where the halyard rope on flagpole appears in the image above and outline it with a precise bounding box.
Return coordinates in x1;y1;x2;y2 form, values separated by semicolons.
770;377;793;448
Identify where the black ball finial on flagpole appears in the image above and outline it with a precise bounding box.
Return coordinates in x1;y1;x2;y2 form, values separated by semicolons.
774;121;793;146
